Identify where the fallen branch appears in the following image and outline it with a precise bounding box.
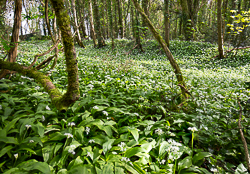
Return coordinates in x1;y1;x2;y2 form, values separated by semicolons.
177;84;193;98
28;39;60;69
125;44;138;55
238;99;250;172
213;46;250;58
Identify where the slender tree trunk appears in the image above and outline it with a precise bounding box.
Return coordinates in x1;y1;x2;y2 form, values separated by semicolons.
45;0;55;43
71;0;85;48
93;0;106;47
217;0;224;58
108;0;114;49
87;0;98;47
117;0;124;38
131;0;188;98
164;0;170;47
77;0;87;39
142;0;149;37
114;0;118;38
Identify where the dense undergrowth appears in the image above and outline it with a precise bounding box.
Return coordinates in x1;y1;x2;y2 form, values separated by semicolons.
0;39;250;173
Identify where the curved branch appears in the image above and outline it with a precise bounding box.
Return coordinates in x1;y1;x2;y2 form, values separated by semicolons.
0;59;69;111
28;39;60;69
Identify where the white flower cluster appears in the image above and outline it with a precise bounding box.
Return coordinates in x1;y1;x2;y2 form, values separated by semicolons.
159;159;166;165
121;157;130;162
64;133;73;138
155;128;164;135
85;127;90;135
88;139;95;143
166;139;183;160
41;115;45;122
93;106;99;110
21;76;33;81
46;105;51;110
102;111;108;116
35;86;40;90
68;145;76;155
25;125;31;129
188;127;198;132
68;122;76;127
118;142;126;151
29;140;34;143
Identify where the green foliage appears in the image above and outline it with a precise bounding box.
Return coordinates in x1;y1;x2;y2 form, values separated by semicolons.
0;39;250;173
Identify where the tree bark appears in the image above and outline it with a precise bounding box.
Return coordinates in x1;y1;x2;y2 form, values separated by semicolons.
92;0;106;47
131;0;188;98
76;0;87;39
108;0;115;49
50;0;80;111
117;0;124;38
45;0;56;43
87;0;98;47
142;0;149;37
164;0;170;47
71;0;85;48
217;0;224;58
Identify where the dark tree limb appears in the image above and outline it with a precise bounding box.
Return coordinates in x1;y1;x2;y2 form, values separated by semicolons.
238;99;250;172
28;39;60;69
213;46;250;58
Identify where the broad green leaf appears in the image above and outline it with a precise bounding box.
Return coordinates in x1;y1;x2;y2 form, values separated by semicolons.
178;156;192;171
103;162;114;174
235;163;248;174
0;136;18;144
0;145;13;157
103;138;115;154
125;164;140;174
68;164;89;174
125;147;142;158
21;161;50;174
128;128;139;142
192;152;212;165
58;169;68;174
5;117;21;133
3;107;13;121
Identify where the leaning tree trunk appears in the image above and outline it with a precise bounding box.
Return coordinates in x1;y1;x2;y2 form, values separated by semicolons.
131;0;188;98
92;0;106;47
71;0;85;48
0;0;22;79
217;0;224;58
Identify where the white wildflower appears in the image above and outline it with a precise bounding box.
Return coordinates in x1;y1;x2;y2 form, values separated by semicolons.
25;125;31;129
145;125;153;131
211;168;218;172
29;140;34;143
35;86;40;90
134;113;139;116
93;106;99;110
87;152;91;157
107;117;111;120
68;145;76;155
112;152;117;154
102;111;108;116
14;153;18;159
155;128;164;135
82;93;86;97
159;159;166;165
68;122;76;127
118;142;126;151
121;157;130;162
41;115;45;122
85;127;90;135
64;133;73;138
0;105;2;110
46;105;51;110
188;127;198;132
88;139;95;143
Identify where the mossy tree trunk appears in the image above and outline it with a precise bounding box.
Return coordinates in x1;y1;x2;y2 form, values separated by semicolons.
87;0;98;47
76;0;87;39
141;0;149;37
93;0;106;47
217;0;224;58
131;0;188;98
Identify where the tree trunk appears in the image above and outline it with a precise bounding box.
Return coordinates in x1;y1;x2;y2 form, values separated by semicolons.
50;0;80;110
217;0;224;58
87;0;98;47
164;0;170;47
131;0;188;98
77;0;87;39
142;0;149;37
45;0;55;43
180;0;192;40
108;0;115;49
71;0;85;48
114;0;118;38
92;0;106;47
117;0;124;38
